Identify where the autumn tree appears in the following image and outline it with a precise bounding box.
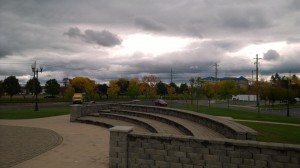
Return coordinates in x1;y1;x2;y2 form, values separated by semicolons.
64;85;75;99
141;75;160;100
127;78;140;98
71;77;96;100
3;76;21;100
203;83;215;107
167;85;176;100
107;80;120;98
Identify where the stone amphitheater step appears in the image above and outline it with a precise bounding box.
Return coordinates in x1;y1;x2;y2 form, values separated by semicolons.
76;116;149;133
97;113;185;135
110;109;225;139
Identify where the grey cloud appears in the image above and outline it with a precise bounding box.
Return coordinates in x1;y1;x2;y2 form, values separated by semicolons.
134;17;166;31
218;7;271;30
263;50;280;61
64;27;121;47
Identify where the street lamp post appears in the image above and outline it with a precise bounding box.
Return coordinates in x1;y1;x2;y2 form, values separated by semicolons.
31;61;43;111
283;76;291;117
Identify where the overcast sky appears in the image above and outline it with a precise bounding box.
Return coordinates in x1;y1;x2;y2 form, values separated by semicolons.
1;0;300;85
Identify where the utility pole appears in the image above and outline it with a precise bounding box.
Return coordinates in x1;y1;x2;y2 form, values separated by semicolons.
252;70;254;85
171;68;173;83
213;63;219;79
254;54;262;113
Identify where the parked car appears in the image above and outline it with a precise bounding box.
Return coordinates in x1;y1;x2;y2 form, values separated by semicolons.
154;99;167;106
295;98;300;102
44;95;58;98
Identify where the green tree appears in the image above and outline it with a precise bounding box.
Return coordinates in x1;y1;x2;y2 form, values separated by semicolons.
179;83;188;94
3;76;21;100
189;78;196;104
219;80;238;109
71;77;96;100
25;78;42;95
45;79;60;96
0;80;4;98
156;81;167;97
127;79;140;98
116;78;129;96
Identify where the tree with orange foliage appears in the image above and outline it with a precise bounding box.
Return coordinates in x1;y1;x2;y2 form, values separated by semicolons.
107;80;120;98
141;75;160;100
70;77;96;100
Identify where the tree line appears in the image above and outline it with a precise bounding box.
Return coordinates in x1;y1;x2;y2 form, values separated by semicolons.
0;73;299;105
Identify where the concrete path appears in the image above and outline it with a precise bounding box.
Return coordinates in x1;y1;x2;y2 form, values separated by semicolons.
217;116;300;126
0;115;109;168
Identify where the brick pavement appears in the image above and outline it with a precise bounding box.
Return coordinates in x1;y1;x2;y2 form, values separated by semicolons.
0;115;109;168
0;125;62;168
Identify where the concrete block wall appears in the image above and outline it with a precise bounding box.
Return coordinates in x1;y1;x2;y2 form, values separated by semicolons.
109;127;300;168
70;103;116;121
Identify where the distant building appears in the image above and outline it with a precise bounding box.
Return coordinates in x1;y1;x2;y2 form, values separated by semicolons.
203;76;249;87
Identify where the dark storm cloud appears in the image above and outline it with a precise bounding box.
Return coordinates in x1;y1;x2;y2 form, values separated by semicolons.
134;16;166;31
263;50;280;61
64;27;121;47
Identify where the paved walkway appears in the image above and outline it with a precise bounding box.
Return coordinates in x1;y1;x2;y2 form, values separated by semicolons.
217;116;300;126
0;115;109;168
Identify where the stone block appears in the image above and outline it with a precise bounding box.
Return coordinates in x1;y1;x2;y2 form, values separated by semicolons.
255;160;267;167
231;157;243;164
165;155;179;163
272;155;290;163
203;154;219;161
169;151;186;158
253;154;270;161
155;161;170;168
179;157;192;164
227;151;241;158
243;158;255;165
149;154;164;161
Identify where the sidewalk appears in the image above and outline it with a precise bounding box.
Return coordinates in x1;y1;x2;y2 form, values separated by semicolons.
0;115;109;168
217;116;300;127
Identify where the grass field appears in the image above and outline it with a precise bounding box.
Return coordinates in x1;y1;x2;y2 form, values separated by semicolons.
178;104;300;124
0;107;70;119
178;104;300;144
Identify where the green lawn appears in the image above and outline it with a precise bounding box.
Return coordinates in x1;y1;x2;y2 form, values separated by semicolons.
178;104;300;124
0;107;70;119
178;104;300;144
238;122;300;144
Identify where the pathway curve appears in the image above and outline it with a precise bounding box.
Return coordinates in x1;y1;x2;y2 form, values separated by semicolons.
0;115;109;168
217;116;300;126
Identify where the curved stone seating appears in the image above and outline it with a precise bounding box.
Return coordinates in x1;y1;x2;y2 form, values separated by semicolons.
71;103;256;140
97;113;184;135
77;116;150;133
119;104;257;140
109;109;194;136
109;109;225;139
